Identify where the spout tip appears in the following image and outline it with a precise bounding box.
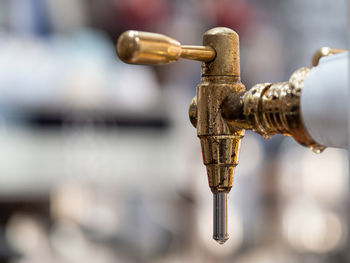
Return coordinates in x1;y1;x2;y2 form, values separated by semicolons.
214;235;229;245
213;192;229;245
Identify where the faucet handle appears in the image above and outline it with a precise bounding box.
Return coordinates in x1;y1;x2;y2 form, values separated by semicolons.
117;30;215;65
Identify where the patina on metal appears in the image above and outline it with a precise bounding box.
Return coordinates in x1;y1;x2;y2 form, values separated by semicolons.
195;28;245;195
222;67;323;151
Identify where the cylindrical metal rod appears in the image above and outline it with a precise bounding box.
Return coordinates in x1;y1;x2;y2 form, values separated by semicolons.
181;45;215;62
213;192;229;244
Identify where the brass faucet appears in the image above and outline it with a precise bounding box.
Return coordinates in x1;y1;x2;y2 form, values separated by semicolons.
116;27;342;244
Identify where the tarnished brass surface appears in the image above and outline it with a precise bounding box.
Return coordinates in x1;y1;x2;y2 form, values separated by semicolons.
312;47;347;66
222;67;324;150
117;30;215;65
201;28;241;78
196;28;245;194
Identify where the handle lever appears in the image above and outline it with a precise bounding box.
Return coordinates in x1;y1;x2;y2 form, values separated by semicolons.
117;30;216;65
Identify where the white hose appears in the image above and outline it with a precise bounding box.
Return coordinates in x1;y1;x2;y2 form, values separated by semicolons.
301;52;349;149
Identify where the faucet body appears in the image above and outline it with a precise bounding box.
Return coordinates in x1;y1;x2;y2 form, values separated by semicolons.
194;28;245;243
195;28;245;194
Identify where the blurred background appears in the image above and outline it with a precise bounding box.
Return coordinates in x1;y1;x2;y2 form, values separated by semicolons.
0;0;348;262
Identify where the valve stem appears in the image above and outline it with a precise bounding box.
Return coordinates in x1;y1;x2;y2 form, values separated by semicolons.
213;192;229;244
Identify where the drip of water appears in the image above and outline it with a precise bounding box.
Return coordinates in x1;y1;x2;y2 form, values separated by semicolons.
263;134;272;140
310;145;326;154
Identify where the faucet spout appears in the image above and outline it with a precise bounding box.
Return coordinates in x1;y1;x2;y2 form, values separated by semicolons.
190;27;246;243
213;192;229;244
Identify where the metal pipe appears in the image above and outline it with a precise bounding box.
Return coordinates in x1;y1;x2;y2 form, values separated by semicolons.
213;192;229;244
180;45;215;62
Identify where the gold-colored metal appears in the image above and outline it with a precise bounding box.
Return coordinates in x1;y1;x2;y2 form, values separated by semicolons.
196;28;245;194
312;47;347;66
193;28;245;245
116;28;339;244
181;45;216;61
117;30;215;65
116;27;243;195
222;67;323;151
189;96;197;128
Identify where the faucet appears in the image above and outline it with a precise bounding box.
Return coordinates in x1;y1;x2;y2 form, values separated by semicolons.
116;27;348;244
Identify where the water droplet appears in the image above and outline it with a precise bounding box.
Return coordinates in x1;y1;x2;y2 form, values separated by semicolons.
310;145;326;154
263;134;272;140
